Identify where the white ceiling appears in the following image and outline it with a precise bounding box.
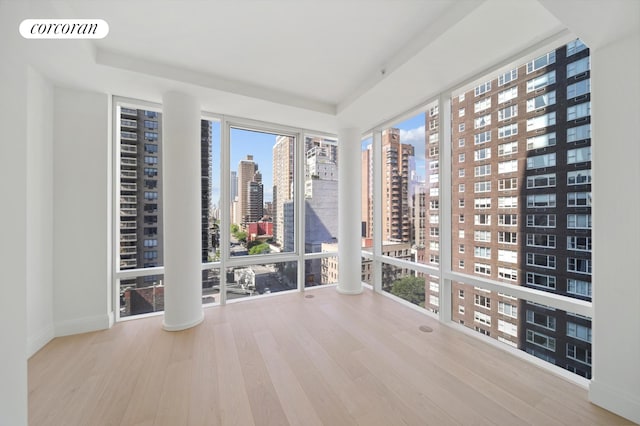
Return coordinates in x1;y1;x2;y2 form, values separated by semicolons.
12;0;640;133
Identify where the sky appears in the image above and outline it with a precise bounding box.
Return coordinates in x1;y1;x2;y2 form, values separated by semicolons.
210;112;427;207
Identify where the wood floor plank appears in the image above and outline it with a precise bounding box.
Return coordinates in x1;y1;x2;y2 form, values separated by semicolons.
27;287;635;426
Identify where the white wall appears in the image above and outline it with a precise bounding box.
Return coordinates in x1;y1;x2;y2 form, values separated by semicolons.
53;87;113;336
26;66;55;357
589;30;640;424
0;2;29;424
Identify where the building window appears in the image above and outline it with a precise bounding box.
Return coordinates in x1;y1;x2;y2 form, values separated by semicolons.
567;258;592;275
527;310;557;330
458;184;465;193
474;114;492;129
526;193;556;208
474;311;492;326
474;131;491;145
474;263;491;276
498;141;518;156
567;102;591;121
144;167;158;177
498;68;518;86
527;51;556;74
567;279;592;297
567;57;590;78
498;196;518;209
498;214;518;226
474;294;491;309
568;236;592;252
527;173;556;189
527;214;556;228
567;79;590;99
499;301;518;318
498;231;517;244
526;233;556;248
526;253;556;269
475;81;492;96
526;329;556;351
526;153;556;170
526;113;556;132
498;86;518;104
474;181;491;193
474;246;491;259
567;214;591;229
567;322;592;342
498;160;518;174
527;91;556;112
474;230;491;242
498;105;518;121
474;164;491;177
498;123;518;139
474;147;491;161
526;272;556;289
567;344;592;365
498;178;518;191
567;124;591;143
498;320;518;337
566;39;587;56
474;214;491;226
567;147;591;164
567;192;592;207
526;132;556;150
474;98;492;113
458;153;465;163
567;170;591;185
526;71;556;93
144;131;158;141
498;249;517;263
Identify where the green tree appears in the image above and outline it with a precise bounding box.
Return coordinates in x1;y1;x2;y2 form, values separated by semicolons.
235;231;247;243
248;242;270;255
390;276;425;306
231;224;239;234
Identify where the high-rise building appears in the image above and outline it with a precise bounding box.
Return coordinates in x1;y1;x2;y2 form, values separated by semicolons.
246;171;264;223
237;155;259;227
201;120;212;262
230;171;238;202
118;109;213;314
119;108;164;293
361;144;373;239
426;39;593;378
272;136;295;246
361;128;415;243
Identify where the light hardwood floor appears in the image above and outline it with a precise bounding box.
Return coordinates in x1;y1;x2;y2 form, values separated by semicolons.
29;287;633;425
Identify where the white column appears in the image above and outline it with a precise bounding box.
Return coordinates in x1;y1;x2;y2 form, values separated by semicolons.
162;91;204;331
589;32;640;424
337;127;363;295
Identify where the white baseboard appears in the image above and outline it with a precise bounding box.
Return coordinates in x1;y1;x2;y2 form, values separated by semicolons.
54;313;112;337
27;324;55;358
590;379;640;424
